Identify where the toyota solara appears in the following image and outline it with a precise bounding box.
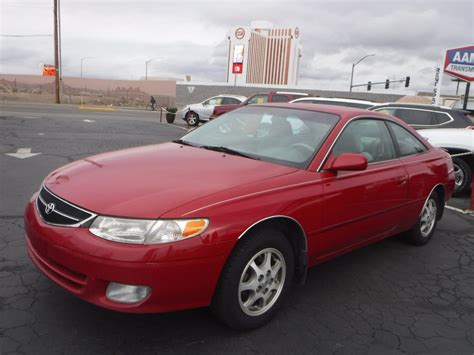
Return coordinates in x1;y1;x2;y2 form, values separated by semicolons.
24;104;455;329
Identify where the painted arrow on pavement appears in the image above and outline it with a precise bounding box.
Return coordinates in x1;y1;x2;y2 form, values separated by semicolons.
5;148;42;159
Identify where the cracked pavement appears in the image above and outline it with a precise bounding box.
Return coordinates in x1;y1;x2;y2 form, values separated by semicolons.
1;102;474;354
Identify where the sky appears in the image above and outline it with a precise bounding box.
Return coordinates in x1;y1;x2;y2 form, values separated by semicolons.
0;0;473;95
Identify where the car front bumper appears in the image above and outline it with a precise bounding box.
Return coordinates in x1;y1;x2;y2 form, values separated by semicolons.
24;195;230;313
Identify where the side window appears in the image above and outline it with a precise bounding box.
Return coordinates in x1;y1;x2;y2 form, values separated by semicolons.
271;95;290;103
206;97;222;106
221;97;241;105
394;109;434;126
387;122;428;157
247;95;269;105
433;112;451;125
332;119;396;163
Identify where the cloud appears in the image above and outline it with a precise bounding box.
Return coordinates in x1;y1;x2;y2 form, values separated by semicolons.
1;0;473;94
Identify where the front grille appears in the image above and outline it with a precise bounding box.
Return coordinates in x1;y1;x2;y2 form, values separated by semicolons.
37;186;95;227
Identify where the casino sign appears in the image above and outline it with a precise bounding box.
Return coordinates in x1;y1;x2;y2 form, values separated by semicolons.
444;45;474;82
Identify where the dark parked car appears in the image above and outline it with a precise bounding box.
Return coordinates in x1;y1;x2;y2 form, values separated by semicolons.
370;103;473;129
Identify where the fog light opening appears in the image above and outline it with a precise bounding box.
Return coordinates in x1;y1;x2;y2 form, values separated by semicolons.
106;282;150;304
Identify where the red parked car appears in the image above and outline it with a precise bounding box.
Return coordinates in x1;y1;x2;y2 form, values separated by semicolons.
210;91;308;120
25;104;454;330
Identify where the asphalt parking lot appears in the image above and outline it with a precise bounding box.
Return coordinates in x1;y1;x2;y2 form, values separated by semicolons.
1;102;474;355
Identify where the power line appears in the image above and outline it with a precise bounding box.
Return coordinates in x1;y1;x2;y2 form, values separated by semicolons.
0;34;53;37
1;4;51;8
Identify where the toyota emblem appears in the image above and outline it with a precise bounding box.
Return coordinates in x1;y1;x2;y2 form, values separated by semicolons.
45;203;55;215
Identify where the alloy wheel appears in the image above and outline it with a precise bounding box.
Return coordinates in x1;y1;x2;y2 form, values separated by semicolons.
420;198;437;238
453;163;465;188
238;248;286;317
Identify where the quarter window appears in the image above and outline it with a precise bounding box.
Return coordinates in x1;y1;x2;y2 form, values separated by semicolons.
387;122;428;157
332;119;396;163
433;112;451;125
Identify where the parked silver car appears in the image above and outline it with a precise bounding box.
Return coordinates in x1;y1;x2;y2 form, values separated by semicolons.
181;94;247;126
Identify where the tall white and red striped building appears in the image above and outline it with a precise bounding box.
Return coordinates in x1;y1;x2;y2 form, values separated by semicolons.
226;22;302;86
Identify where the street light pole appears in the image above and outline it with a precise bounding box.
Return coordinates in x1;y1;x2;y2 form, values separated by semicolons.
349;54;375;93
145;57;162;80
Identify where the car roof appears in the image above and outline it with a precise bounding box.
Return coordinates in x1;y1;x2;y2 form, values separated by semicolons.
371;102;453;111
214;94;247;100
252;102;388;119
252;91;309;96
290;97;377;104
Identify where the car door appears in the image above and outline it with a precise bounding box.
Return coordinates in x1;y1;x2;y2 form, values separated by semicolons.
200;96;223;119
314;118;408;259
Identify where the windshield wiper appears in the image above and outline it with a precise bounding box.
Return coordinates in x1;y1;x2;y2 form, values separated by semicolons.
200;145;259;160
172;139;195;147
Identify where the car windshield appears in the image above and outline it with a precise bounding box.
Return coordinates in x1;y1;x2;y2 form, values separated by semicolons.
180;106;339;169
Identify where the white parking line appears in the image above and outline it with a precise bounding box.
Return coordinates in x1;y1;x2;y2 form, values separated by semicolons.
82;119;95;123
445;205;474;216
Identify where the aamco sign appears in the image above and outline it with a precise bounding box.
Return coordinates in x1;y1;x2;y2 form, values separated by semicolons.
444;45;474;82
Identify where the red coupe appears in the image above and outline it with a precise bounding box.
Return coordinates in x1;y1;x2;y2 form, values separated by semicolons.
24;104;455;330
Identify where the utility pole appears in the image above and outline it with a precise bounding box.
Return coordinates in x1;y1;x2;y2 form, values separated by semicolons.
349;54;375;93
53;0;60;103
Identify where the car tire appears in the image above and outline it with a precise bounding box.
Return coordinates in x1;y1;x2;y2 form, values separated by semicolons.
211;228;295;330
186;111;200;126
452;157;471;196
405;192;440;246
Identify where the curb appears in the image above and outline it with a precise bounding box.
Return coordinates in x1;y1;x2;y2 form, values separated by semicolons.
79;106;116;112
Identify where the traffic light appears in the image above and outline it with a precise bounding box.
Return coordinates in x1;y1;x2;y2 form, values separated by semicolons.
385;79;390;89
405;76;410;87
367;81;371;91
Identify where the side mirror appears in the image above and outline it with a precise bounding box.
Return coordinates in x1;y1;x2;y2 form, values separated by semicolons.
330;153;368;172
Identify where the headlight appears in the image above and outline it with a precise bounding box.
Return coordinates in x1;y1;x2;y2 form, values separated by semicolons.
89;217;209;244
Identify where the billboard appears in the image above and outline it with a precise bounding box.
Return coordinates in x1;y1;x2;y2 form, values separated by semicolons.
233;44;244;64
42;64;56;76
443;45;474;82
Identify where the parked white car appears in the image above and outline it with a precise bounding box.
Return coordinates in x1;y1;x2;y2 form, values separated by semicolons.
418;128;473;195
181;95;247;126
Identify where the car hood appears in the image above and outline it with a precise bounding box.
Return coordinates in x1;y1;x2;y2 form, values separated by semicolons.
418;128;474;150
44;143;297;218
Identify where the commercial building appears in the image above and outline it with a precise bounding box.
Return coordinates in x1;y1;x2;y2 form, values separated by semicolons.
226;22;302;86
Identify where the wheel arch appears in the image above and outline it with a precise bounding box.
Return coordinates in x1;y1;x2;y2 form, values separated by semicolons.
237;216;308;284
